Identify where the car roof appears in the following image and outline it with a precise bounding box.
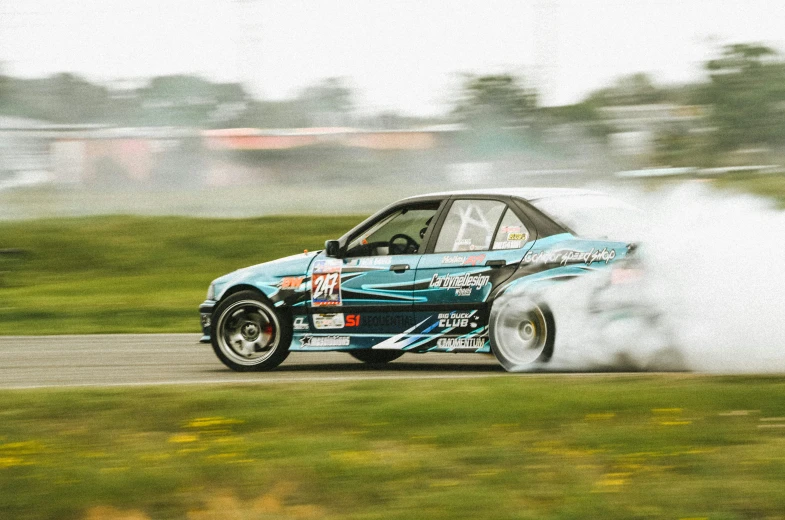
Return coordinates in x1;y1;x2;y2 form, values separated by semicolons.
341;187;602;243
401;187;603;203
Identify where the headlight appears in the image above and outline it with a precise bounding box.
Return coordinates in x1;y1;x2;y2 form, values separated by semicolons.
206;283;215;300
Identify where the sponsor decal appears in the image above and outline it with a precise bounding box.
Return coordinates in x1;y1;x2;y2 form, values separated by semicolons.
507;232;526;241
500;225;521;233
437;311;478;328
346;256;392;268
293;316;309;330
345;314;414;328
311;259;342;306
436;337;487;350
523;247;617;266
493;240;523;250
441;255;466;264
280;276;305;290
429;272;490;297
313;313;345;330
299;335;351;347
441;254;486;266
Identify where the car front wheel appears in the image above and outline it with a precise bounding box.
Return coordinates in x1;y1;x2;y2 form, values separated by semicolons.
211;290;291;371
489;297;554;371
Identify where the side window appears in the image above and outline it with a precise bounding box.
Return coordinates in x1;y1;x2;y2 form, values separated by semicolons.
492;208;530;250
345;203;439;257
434;199;506;252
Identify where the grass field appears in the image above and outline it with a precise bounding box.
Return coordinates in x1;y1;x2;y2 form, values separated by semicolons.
0;215;362;335
2;376;785;520
712;172;785;207
2;179;785;519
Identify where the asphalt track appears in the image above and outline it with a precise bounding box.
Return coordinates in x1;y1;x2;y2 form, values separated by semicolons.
0;334;507;390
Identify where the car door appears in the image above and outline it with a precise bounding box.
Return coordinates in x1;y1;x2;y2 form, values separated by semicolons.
304;201;442;349
411;197;536;352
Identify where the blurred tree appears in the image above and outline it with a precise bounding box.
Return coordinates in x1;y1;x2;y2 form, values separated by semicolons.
230;99;311;129
0;63;8;114
297;77;354;126
586;73;669;106
543;101;615;140
213;82;247;105
701;43;785;151
49;73;112;123
653;125;711;166
453;74;538;129
138;75;248;127
450;74;542;159
228;77;355;129
0;73;112;123
206;82;249;126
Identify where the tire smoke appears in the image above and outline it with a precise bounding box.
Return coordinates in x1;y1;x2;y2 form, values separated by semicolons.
542;183;785;373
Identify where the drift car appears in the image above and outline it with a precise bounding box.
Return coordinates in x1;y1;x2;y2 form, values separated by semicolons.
199;188;642;372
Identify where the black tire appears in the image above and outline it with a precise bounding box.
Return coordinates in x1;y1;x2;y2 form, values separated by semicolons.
211;290;291;371
489;296;555;371
349;350;404;365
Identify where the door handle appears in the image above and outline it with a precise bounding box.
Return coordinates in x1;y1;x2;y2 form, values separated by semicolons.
389;264;410;273
485;259;506;268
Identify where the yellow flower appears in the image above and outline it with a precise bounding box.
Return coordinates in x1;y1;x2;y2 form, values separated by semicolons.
168;434;199;444
0;456;27;469
186;417;243;429
584;413;616;421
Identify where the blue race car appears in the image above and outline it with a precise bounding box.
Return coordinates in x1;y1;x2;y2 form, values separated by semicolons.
199;188;643;372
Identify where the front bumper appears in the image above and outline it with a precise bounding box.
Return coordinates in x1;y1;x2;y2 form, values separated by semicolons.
199;300;216;343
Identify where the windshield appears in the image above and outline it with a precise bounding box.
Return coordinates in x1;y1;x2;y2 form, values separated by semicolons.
529;194;643;240
344;204;439;257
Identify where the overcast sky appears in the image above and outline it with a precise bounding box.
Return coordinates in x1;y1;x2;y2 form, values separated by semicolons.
2;0;784;115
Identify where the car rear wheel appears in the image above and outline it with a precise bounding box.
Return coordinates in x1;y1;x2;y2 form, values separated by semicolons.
489;297;554;371
211;290;291;371
349;350;404;365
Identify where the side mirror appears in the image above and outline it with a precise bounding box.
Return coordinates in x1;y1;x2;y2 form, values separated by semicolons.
324;240;341;258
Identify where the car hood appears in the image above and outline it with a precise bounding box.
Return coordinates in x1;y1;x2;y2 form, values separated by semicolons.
211;251;320;299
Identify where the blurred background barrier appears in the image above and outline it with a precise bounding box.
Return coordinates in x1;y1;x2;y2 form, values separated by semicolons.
1;40;785;218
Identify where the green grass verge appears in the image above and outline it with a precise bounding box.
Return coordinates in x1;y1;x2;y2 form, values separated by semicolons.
3;376;785;519
636;172;785;208
712;172;785;207
0;215;362;335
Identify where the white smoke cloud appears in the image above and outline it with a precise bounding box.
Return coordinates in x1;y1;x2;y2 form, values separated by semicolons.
541;183;785;373
645;184;785;373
